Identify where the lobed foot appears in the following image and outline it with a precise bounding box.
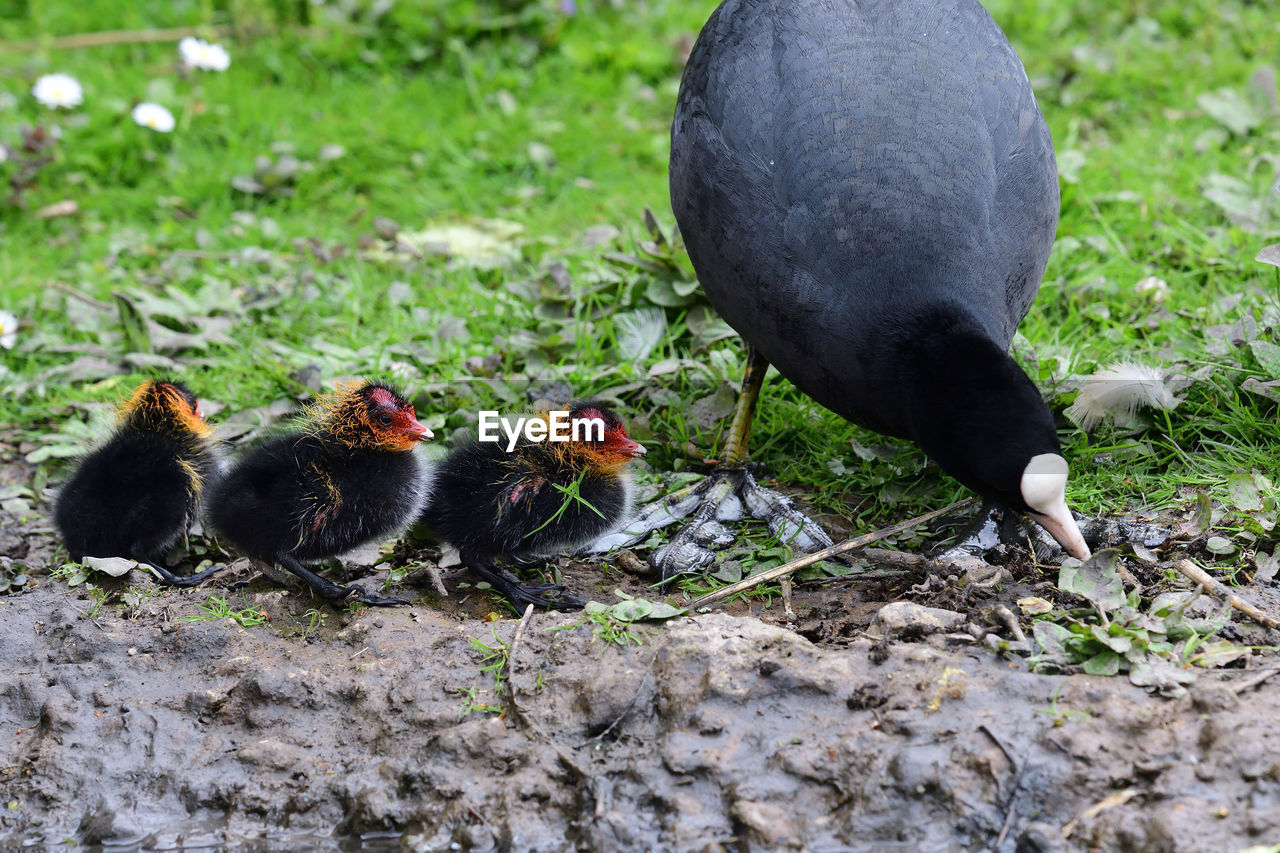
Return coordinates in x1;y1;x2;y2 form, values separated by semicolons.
279;554;410;608
586;468;833;579
143;560;227;588
343;585;411;607
468;562;586;612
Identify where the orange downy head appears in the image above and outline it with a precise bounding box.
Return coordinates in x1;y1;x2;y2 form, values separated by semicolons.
310;380;433;452
121;379;210;440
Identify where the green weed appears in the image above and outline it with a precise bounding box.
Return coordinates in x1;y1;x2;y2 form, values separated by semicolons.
183;594;270;627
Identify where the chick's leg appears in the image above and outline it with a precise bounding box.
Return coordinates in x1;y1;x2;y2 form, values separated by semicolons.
277;554;409;607
586;345;833;578
466;561;586;612
140;560;226;588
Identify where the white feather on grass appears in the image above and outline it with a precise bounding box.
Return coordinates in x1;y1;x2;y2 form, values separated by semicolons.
1067;362;1174;430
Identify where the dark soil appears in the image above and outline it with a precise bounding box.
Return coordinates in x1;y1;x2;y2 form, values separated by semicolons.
3;486;1279;852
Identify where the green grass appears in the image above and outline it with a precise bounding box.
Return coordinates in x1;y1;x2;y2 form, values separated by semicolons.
182;593;270;626
2;0;1279;588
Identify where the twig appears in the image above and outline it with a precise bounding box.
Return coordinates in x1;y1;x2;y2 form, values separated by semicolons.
0;25;269;53
51;281;113;310
508;604;535;672
686;498;972;610
1229;666;1280;695
1062;788;1137;839
494;605;599;809
992;604;1027;644
501;605;536;724
1172;559;1280;631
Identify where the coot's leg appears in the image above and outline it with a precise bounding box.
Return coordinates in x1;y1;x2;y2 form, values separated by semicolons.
466;561;586;612
585;344;833;578
277;554;410;607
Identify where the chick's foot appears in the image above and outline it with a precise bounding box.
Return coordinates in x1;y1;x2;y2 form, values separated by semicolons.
467;563;586;612
143;561;227;588
343;585;411;607
279;555;409;607
586;468;833;579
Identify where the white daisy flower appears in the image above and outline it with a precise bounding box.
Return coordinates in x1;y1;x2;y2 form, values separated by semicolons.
32;73;84;109
179;36;231;72
132;102;176;133
0;310;18;350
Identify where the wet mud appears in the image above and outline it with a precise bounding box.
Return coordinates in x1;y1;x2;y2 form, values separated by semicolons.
2;498;1279;852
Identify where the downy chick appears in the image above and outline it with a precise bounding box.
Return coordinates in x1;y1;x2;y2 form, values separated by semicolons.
206;380;432;607
54;378;225;587
421;401;646;610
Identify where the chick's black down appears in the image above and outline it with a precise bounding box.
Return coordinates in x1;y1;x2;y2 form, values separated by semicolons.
55;427;219;562
422;439;632;564
206;434;427;563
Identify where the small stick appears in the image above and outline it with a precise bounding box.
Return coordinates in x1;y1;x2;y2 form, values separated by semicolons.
992;604;1027;644
1172;559;1280;631
0;25;263;53
502;604;535;719
51;281;113;310
508;603;535;670
1230;666;1280;695
686;499;972;610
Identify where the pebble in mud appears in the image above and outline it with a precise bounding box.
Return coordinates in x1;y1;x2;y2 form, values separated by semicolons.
731;799;804;850
873;601;967;638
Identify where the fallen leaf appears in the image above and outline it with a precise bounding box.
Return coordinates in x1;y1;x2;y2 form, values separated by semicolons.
35;199;79;219
83;556;139;577
1058;549;1126;611
1204;536;1235;555
1197;88;1262;135
1226;471;1264;513
1249;340;1280;379
1241;377;1280;402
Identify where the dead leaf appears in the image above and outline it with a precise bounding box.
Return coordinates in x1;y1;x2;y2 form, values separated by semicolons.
35;199;79;219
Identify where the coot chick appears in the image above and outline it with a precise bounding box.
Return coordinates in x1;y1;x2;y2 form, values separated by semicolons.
600;0;1089;573
206;380;432;607
421;401;646;611
54;379;226;587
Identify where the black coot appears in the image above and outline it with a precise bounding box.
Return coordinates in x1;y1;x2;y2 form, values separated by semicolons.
608;0;1089;572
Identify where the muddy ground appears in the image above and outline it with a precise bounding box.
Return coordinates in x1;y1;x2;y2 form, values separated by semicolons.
2;492;1280;852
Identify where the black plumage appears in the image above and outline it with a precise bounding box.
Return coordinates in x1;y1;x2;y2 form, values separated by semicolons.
54;379;225;587
420;402;646;610
659;0;1088;562
205;380;432;607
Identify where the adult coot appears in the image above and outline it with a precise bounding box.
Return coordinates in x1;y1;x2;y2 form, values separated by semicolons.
597;0;1089;572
